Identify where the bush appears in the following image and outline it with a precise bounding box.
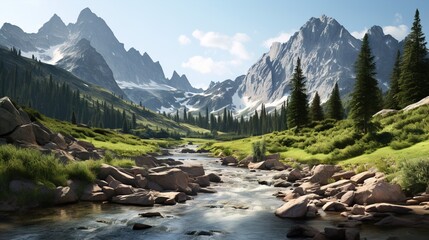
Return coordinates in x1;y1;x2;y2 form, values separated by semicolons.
252;140;266;162
399;158;429;195
390;140;412;150
65;161;98;183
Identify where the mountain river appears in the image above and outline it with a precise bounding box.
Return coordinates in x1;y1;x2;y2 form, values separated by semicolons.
1;147;428;239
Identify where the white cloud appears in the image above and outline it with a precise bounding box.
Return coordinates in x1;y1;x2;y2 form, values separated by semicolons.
178;34;191;45
383;24;408;40
351;27;368;39
182;56;230;75
263;32;294;48
191;30;250;60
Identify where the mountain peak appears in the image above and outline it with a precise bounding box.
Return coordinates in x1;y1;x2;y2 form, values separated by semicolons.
38;13;67;34
77;7;98;23
171;70;180;78
367;25;385;38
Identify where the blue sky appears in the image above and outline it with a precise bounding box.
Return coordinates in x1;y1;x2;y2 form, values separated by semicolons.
0;0;428;89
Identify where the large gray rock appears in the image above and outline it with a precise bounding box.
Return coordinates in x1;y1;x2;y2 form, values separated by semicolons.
148;168;190;193
32;122;52;145
354;181;406;204
0;97;31;135
111;191;155;206
350;171;375;184
365;203;412;214
7;123;37;145
264;158;286;170
153;191;187;205
194;175;210;187
309;165;339;185
98;164;135;186
134;155;158;168
332;170;356;181
177;165;205;177
275;196;309;218
288;169;304;182
340;191;355;206
221;156;238;166
9;180;37;193
322;201;347;212
54;186;78;205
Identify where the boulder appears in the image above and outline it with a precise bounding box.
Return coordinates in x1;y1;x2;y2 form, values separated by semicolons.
365;203;412;214
148;168;190;193
0;97;30;135
309;165;339;185
332;170;356;181
350;171;375;184
181;148;196;153
238;155;252;167
139;212;163;218
111;191;155;206
134;155;158;168
177;165;205;177
149;166;173;173
129;167;149;177
98;164;135;186
135;174;148;188
320;179;354;191
207;173;221;183
54;186;78;205
199;187;217;193
221;156;238;166
77;140;95;151
32;123;52;145
102;186;115;199
80;192;108;201
114;184;134;195
354;181;406;204
351;204;365;215
273;180;292;188
7;124;37;145
275;196;309;218
286;225;319;238
194;175;210;187
340;191;355;206
132;223;152;230
146;181;163;191
153;191;187;204
374;216;415;227
403;96;429;112
50;133;68;150
71;150;92;160
188;182;201;195
264;158;285;170
54;149;74;163
68;142;87;152
306;204;319;218
248;161;266;170
322;201;347;212
288;169;304;182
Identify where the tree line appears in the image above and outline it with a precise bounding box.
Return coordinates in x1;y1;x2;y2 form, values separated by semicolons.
0;56;136;133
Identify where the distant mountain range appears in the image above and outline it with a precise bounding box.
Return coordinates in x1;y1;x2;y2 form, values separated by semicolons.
0;9;402;116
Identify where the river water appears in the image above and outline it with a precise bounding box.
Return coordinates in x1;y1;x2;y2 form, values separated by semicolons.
1;148;429;239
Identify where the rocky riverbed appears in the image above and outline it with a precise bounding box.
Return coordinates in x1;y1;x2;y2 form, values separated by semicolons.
1;148;429;239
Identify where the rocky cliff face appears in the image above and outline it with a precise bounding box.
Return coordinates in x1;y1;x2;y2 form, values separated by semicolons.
56;39;125;97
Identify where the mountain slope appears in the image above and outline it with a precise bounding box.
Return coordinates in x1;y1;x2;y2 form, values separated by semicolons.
56;38;125;97
232;15;399;116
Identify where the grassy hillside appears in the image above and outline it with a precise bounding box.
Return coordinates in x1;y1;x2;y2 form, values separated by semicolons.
203;104;429;169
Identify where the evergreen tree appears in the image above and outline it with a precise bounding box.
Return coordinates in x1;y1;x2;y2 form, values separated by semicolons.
287;57;309;128
71;111;77;124
327;82;344;120
384;51;401;109
349;34;382;133
310;92;324;121
398;9;428;107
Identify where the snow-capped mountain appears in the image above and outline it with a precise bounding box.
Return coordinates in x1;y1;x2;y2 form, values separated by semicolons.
56;38;125;97
232;15;400;116
169;71;203;93
0;10;402;116
0;8;202;111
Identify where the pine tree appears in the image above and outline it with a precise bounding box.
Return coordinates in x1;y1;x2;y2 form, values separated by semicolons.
71;111;77;124
349;34;382;133
398;9;428;107
327;82;344;120
384;51;401;109
287;57;309;128
310;92;324;122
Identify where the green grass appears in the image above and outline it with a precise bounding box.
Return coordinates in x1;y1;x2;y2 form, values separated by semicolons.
0;145;101;198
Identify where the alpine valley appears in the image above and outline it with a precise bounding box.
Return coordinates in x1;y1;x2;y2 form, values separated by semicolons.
0;8;402;116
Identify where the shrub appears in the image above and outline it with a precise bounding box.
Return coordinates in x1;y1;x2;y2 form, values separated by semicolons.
398;158;429;195
252;140;266;162
390;140;412;150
